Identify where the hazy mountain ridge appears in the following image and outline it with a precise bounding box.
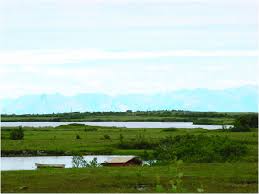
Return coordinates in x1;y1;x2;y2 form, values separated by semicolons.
1;86;258;114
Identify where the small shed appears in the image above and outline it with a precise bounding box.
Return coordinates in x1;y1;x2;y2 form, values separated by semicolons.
101;156;142;166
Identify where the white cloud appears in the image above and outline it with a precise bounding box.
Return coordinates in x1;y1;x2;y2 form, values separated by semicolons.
0;0;258;99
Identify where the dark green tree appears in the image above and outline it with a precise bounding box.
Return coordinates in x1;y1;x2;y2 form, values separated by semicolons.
10;126;24;140
232;114;258;132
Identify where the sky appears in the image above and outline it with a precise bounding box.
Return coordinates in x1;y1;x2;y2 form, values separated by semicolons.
0;0;258;99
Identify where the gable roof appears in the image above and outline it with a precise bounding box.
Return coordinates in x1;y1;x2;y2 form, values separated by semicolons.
104;156;138;164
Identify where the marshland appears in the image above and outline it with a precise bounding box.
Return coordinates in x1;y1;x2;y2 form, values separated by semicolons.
1;111;258;193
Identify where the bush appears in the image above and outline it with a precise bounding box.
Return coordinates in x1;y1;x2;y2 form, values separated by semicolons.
154;134;247;162
118;134;156;149
119;134;124;144
103;134;111;140
68;123;86;127
84;127;98;132
231;114;258;132
76;134;81;139
72;156;98;168
72;155;86;168
10;126;24;140
162;128;178;132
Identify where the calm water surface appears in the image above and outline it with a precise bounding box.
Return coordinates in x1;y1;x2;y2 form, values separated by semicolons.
0;121;231;130
1;155;134;171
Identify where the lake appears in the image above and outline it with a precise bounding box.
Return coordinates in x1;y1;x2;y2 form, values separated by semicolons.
1;155;135;171
0;121;231;130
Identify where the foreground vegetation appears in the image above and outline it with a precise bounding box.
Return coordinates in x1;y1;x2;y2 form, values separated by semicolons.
2;162;257;193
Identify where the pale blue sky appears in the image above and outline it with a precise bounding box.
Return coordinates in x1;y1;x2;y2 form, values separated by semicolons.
0;0;258;99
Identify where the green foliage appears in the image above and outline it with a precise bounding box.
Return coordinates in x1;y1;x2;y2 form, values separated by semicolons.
72;156;98;168
56;124;98;132
2;124;256;161
154;134;247;162
119;133;124;144
155;176;165;192
142;150;150;160
162;128;178;132
193;118;226;125
10;126;24;140
76;134;81;139
88;157;98;167
84;127;98;132
56;123;85;129
2;162;257;193
103;134;111;140
118;134;156;149
231;114;258;132
67;123;86;127
170;160;184;192
72;155;86;168
1;110;239;124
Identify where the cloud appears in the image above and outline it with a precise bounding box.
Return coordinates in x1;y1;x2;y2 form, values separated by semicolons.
0;0;257;52
0;0;258;99
0;49;258;65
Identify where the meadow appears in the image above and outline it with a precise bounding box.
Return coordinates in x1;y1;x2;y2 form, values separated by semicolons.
1;124;258;160
1;122;258;193
2;163;257;193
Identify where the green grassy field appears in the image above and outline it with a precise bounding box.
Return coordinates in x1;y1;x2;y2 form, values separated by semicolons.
1;125;258;161
1;163;258;193
1;124;258;193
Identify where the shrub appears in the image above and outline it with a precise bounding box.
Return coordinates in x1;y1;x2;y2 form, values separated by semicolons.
72;156;98;168
84;127;98;132
143;150;150;160
88;157;98;167
231;114;258;132
154;134;247;162
10;126;24;140
68;123;86;127
72;155;86;168
76;134;81;139
162;128;178;132
118;134;156;149
119;134;124;144
103;134;111;140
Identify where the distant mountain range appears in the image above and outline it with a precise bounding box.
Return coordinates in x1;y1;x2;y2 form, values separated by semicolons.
1;86;258;114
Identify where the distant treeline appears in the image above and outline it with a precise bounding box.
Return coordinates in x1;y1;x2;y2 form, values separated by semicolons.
1;110;257;124
1;110;254;118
